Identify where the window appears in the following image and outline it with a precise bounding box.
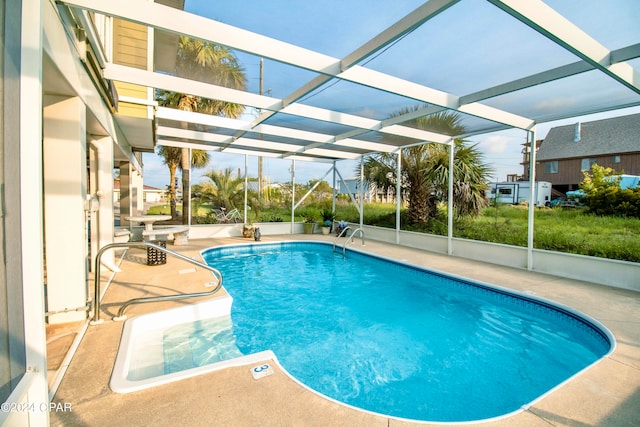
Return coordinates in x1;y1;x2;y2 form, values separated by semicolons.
544;161;558;174
613;155;621;163
581;158;596;171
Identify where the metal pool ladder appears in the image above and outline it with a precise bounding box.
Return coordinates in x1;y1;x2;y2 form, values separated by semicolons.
90;241;224;324
332;226;365;257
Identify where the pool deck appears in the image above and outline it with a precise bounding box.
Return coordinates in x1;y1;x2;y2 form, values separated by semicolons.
49;235;640;426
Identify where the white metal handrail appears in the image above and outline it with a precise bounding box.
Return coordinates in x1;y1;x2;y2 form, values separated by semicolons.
332;226;352;252
342;227;365;257
332;226;365;257
91;242;223;324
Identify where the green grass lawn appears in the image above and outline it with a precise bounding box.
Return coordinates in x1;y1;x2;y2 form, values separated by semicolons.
451;206;639;261
332;203;640;262
146;202;640;262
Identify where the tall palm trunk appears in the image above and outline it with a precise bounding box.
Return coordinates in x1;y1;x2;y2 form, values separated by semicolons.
181;147;190;224
168;164;178;220
407;177;431;223
178;95;196;225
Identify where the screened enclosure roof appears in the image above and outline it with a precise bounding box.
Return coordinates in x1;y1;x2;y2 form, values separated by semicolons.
60;0;640;163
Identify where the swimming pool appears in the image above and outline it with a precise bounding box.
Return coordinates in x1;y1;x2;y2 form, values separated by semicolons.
195;241;613;422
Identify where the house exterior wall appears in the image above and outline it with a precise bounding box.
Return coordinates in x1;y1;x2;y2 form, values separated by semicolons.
43;96;89;324
536;114;640;192
111;17;149;215
612;152;640;175
537;152;640;190
113;18;149;117
115;82;149;117
1;0;49;423
537;158;583;188
112;19;147;69
0;0;26;405
144;190;166;203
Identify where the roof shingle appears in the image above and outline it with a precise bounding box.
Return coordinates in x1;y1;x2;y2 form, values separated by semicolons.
537;113;640;161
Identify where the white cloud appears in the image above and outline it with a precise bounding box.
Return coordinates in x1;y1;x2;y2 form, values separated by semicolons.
533;98;578;113
477;135;511;155
470;131;527;181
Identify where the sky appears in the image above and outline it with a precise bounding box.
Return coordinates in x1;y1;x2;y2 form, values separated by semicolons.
141;0;640;189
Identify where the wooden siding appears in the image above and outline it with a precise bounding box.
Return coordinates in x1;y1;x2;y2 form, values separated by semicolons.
536;152;640;189
537;158;583;187
115;81;147;98
116;102;147;118
594;153;640;176
114;82;147;118
112;19;148;117
112;19;147;69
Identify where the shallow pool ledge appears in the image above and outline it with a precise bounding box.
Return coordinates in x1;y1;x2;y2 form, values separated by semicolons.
110;295;275;393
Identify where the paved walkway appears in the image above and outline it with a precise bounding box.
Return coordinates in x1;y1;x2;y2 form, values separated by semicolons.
50;235;639;426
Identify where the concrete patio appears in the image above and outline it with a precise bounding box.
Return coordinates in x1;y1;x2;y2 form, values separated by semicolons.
48;235;639;426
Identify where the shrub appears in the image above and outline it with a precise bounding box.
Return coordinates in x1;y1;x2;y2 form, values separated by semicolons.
580;164;640;218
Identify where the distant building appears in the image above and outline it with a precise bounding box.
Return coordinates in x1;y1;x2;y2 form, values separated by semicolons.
142;185;167;203
339;178;400;203
114;180;167;203
519;139;543;182
536;113;640;194
339;178;372;202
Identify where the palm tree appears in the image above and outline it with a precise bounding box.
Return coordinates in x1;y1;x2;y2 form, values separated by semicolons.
157;146;181;220
200;168;246;210
363;108;490;224
157;36;247;223
156;146;211;221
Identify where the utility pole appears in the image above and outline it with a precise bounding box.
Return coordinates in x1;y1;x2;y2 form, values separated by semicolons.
258;58;264;200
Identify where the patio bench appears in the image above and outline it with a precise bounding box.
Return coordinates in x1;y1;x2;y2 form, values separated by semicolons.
142;226;189;245
114;229;131;243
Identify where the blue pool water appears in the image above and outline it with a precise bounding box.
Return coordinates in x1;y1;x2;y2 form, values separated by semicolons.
197;242;611;422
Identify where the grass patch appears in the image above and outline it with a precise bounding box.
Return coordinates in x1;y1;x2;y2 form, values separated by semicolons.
147;201;640;262
332;203;640;262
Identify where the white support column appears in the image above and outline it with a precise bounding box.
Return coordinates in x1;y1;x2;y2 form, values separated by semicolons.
290;159;295;233
447;141;454;255
43;96;88;324
119;161;143;224
131;168;144;215
526;127;537;270
88;143;99;270
119;162;132;226
244;154;248;224
1;0;50;423
359;158;364;227
332;161;336;213
186;148;192;225
395;150;401;245
90;137;115;271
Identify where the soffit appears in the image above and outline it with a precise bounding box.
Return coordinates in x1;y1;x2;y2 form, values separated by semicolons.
113;115;156;153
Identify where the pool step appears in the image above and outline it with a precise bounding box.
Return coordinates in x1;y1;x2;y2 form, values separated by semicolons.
163;316;243;374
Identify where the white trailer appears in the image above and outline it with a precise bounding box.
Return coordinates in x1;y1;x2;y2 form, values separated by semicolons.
487;181;552;206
